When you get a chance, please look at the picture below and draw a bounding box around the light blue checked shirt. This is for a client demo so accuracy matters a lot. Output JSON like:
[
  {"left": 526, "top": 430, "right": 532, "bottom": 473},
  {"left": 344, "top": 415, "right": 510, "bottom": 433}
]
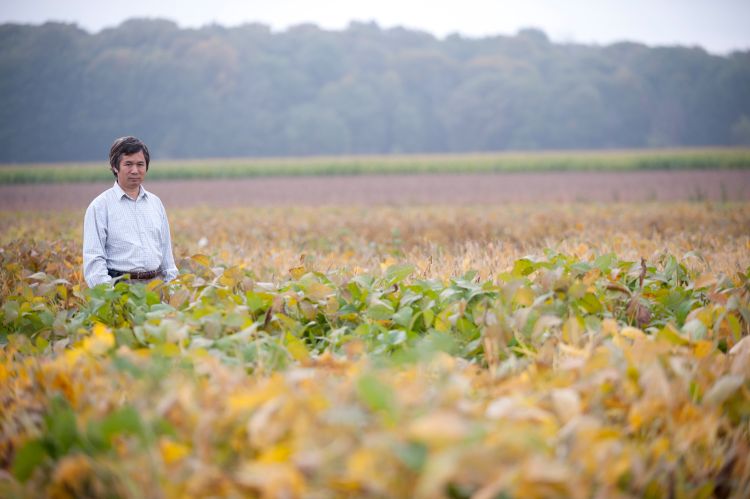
[{"left": 83, "top": 182, "right": 178, "bottom": 287}]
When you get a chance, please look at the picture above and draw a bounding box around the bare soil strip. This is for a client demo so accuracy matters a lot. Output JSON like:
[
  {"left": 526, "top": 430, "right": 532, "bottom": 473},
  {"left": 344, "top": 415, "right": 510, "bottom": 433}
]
[{"left": 1, "top": 170, "right": 749, "bottom": 210}]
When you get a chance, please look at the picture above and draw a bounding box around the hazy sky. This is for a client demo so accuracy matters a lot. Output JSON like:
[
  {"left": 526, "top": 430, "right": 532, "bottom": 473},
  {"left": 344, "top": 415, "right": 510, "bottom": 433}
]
[{"left": 2, "top": 0, "right": 749, "bottom": 54}]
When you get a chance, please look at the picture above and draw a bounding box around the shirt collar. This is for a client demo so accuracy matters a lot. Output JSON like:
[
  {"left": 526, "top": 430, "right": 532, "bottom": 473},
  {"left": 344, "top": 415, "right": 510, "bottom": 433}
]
[{"left": 113, "top": 181, "right": 148, "bottom": 201}]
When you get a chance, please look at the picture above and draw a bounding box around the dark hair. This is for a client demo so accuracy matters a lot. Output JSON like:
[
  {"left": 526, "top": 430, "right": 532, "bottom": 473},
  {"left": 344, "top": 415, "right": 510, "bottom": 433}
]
[{"left": 109, "top": 136, "right": 150, "bottom": 177}]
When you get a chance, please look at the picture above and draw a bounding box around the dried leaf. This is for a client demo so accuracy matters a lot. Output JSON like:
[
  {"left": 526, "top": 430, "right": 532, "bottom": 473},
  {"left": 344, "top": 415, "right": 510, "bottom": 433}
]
[{"left": 703, "top": 375, "right": 745, "bottom": 406}]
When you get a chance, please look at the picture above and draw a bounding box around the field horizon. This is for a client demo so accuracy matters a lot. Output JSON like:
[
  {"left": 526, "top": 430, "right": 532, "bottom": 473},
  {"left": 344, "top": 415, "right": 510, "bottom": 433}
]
[{"left": 1, "top": 147, "right": 750, "bottom": 185}]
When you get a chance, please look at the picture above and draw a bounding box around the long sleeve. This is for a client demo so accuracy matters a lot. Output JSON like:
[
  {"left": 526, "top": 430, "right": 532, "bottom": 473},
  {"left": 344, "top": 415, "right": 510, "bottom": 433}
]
[
  {"left": 159, "top": 203, "right": 179, "bottom": 282},
  {"left": 83, "top": 201, "right": 113, "bottom": 287}
]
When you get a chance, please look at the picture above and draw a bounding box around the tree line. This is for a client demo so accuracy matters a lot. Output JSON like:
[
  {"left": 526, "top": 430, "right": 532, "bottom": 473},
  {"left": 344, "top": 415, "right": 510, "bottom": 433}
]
[{"left": 1, "top": 19, "right": 749, "bottom": 162}]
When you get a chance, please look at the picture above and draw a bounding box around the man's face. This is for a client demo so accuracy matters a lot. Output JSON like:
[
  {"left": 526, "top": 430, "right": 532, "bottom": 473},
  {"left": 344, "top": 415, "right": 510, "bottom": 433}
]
[{"left": 115, "top": 151, "right": 147, "bottom": 193}]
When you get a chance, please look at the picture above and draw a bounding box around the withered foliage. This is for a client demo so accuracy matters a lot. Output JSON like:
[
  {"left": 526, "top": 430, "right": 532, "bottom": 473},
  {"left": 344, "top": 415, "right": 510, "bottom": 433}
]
[{"left": 1, "top": 203, "right": 749, "bottom": 498}]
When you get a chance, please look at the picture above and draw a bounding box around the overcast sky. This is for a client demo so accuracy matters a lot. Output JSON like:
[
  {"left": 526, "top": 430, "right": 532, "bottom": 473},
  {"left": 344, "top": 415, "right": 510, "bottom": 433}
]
[{"left": 2, "top": 0, "right": 749, "bottom": 54}]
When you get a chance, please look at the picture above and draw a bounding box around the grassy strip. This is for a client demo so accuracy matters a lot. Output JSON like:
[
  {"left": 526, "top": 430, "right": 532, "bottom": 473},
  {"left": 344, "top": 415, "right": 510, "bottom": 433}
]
[{"left": 2, "top": 148, "right": 750, "bottom": 184}]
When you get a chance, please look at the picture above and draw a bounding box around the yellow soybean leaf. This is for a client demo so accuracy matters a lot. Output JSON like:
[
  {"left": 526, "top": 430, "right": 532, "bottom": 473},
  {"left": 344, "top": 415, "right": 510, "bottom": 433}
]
[
  {"left": 288, "top": 266, "right": 306, "bottom": 279},
  {"left": 620, "top": 326, "right": 646, "bottom": 340},
  {"left": 379, "top": 257, "right": 397, "bottom": 272},
  {"left": 169, "top": 289, "right": 190, "bottom": 308},
  {"left": 595, "top": 427, "right": 623, "bottom": 441},
  {"left": 628, "top": 405, "right": 644, "bottom": 431},
  {"left": 562, "top": 316, "right": 583, "bottom": 345},
  {"left": 218, "top": 274, "right": 235, "bottom": 287},
  {"left": 297, "top": 300, "right": 316, "bottom": 320},
  {"left": 228, "top": 377, "right": 283, "bottom": 413},
  {"left": 513, "top": 286, "right": 534, "bottom": 307},
  {"left": 325, "top": 296, "right": 339, "bottom": 315},
  {"left": 328, "top": 478, "right": 361, "bottom": 493},
  {"left": 229, "top": 392, "right": 270, "bottom": 413},
  {"left": 191, "top": 254, "right": 211, "bottom": 267},
  {"left": 285, "top": 335, "right": 310, "bottom": 363},
  {"left": 434, "top": 309, "right": 452, "bottom": 332},
  {"left": 82, "top": 323, "right": 115, "bottom": 355},
  {"left": 146, "top": 278, "right": 163, "bottom": 291},
  {"left": 64, "top": 347, "right": 84, "bottom": 366},
  {"left": 219, "top": 266, "right": 243, "bottom": 287},
  {"left": 694, "top": 340, "right": 713, "bottom": 359},
  {"left": 650, "top": 437, "right": 671, "bottom": 460},
  {"left": 582, "top": 268, "right": 601, "bottom": 286},
  {"left": 346, "top": 448, "right": 380, "bottom": 481},
  {"left": 160, "top": 438, "right": 191, "bottom": 464},
  {"left": 304, "top": 282, "right": 334, "bottom": 302},
  {"left": 257, "top": 443, "right": 293, "bottom": 464},
  {"left": 656, "top": 324, "right": 690, "bottom": 345},
  {"left": 154, "top": 343, "right": 181, "bottom": 357},
  {"left": 604, "top": 453, "right": 633, "bottom": 485}
]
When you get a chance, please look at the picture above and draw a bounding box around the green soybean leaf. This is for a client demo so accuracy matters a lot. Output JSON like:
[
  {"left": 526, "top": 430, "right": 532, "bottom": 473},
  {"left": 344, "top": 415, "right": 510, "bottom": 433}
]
[
  {"left": 385, "top": 264, "right": 415, "bottom": 286},
  {"left": 101, "top": 405, "right": 145, "bottom": 443},
  {"left": 46, "top": 397, "right": 78, "bottom": 457},
  {"left": 12, "top": 439, "right": 47, "bottom": 482},
  {"left": 512, "top": 259, "right": 535, "bottom": 278},
  {"left": 392, "top": 306, "right": 414, "bottom": 328},
  {"left": 356, "top": 374, "right": 397, "bottom": 421}
]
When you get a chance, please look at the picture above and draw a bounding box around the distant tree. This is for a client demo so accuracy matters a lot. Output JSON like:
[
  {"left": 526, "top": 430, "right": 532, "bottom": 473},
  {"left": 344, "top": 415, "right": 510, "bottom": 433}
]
[
  {"left": 0, "top": 20, "right": 748, "bottom": 162},
  {"left": 731, "top": 116, "right": 750, "bottom": 145}
]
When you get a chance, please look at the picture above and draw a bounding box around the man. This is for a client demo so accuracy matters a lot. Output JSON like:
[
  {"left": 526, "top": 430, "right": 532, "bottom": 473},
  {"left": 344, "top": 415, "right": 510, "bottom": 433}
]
[{"left": 83, "top": 136, "right": 178, "bottom": 287}]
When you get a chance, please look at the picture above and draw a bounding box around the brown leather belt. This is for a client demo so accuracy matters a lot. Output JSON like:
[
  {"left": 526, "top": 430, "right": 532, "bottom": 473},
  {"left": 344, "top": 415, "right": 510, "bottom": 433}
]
[{"left": 108, "top": 269, "right": 161, "bottom": 280}]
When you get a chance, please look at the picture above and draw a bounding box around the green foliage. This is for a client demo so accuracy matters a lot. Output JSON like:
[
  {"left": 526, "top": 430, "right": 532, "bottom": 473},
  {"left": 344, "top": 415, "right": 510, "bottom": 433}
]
[
  {"left": 11, "top": 395, "right": 151, "bottom": 482},
  {"left": 11, "top": 439, "right": 47, "bottom": 482},
  {"left": 1, "top": 21, "right": 750, "bottom": 162},
  {"left": 2, "top": 237, "right": 749, "bottom": 496},
  {"left": 356, "top": 373, "right": 398, "bottom": 421},
  {"left": 2, "top": 148, "right": 750, "bottom": 184},
  {"left": 2, "top": 248, "right": 747, "bottom": 368}
]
